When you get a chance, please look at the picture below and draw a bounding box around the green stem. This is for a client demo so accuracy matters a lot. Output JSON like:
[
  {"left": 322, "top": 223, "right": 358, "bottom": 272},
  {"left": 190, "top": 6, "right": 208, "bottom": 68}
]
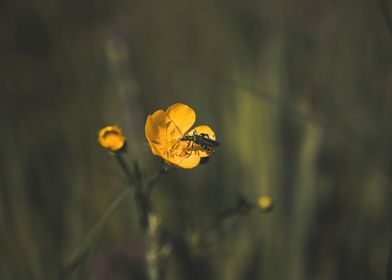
[
  {"left": 145, "top": 164, "right": 167, "bottom": 196},
  {"left": 62, "top": 187, "right": 132, "bottom": 274},
  {"left": 115, "top": 154, "right": 149, "bottom": 228},
  {"left": 115, "top": 153, "right": 164, "bottom": 280},
  {"left": 115, "top": 153, "right": 135, "bottom": 186}
]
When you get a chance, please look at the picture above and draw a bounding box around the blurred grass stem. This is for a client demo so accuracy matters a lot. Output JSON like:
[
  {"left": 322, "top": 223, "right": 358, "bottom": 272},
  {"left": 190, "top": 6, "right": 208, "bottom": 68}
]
[
  {"left": 62, "top": 187, "right": 132, "bottom": 276},
  {"left": 379, "top": 0, "right": 392, "bottom": 39},
  {"left": 63, "top": 153, "right": 165, "bottom": 280}
]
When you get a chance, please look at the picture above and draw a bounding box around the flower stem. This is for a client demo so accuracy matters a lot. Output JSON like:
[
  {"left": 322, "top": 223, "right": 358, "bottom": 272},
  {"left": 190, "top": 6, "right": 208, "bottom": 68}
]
[
  {"left": 114, "top": 153, "right": 165, "bottom": 280},
  {"left": 114, "top": 152, "right": 135, "bottom": 186}
]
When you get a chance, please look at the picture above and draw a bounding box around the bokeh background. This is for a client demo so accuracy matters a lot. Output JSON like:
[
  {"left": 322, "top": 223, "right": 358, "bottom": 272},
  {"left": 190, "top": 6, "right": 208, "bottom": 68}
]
[{"left": 2, "top": 0, "right": 392, "bottom": 279}]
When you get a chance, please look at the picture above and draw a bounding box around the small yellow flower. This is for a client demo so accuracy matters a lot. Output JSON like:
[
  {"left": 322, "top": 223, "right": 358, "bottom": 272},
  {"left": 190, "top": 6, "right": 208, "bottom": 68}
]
[
  {"left": 257, "top": 196, "right": 274, "bottom": 212},
  {"left": 145, "top": 103, "right": 217, "bottom": 169},
  {"left": 98, "top": 125, "right": 126, "bottom": 152}
]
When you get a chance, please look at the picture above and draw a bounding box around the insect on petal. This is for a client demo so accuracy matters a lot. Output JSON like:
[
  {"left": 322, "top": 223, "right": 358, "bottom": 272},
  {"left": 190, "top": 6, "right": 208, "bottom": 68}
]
[
  {"left": 190, "top": 125, "right": 218, "bottom": 158},
  {"left": 191, "top": 125, "right": 216, "bottom": 140},
  {"left": 145, "top": 103, "right": 218, "bottom": 169}
]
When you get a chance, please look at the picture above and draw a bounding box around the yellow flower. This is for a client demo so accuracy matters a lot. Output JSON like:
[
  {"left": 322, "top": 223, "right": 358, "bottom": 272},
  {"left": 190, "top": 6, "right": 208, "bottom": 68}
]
[
  {"left": 257, "top": 196, "right": 274, "bottom": 212},
  {"left": 98, "top": 125, "right": 126, "bottom": 152},
  {"left": 145, "top": 103, "right": 217, "bottom": 169}
]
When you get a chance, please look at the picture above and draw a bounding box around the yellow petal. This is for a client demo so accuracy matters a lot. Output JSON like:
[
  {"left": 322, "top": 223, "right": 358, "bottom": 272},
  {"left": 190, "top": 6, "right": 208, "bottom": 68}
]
[
  {"left": 147, "top": 137, "right": 163, "bottom": 157},
  {"left": 188, "top": 125, "right": 218, "bottom": 158},
  {"left": 170, "top": 153, "right": 201, "bottom": 169},
  {"left": 166, "top": 103, "right": 196, "bottom": 138},
  {"left": 145, "top": 110, "right": 167, "bottom": 156},
  {"left": 145, "top": 110, "right": 167, "bottom": 143}
]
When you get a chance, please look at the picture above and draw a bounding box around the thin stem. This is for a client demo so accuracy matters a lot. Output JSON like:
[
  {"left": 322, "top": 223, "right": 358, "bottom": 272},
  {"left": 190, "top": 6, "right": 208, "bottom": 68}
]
[
  {"left": 199, "top": 196, "right": 254, "bottom": 240},
  {"left": 115, "top": 153, "right": 150, "bottom": 229},
  {"left": 115, "top": 153, "right": 165, "bottom": 280},
  {"left": 62, "top": 187, "right": 132, "bottom": 276},
  {"left": 115, "top": 153, "right": 135, "bottom": 186},
  {"left": 145, "top": 164, "right": 167, "bottom": 196},
  {"left": 62, "top": 153, "right": 166, "bottom": 280}
]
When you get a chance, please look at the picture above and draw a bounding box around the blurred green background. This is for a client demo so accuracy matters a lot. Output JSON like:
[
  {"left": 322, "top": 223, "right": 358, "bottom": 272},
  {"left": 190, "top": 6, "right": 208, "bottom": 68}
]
[{"left": 2, "top": 0, "right": 392, "bottom": 279}]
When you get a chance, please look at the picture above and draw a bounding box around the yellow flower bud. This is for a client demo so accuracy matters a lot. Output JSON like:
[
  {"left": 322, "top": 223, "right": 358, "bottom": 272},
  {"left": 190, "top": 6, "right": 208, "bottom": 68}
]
[
  {"left": 257, "top": 196, "right": 274, "bottom": 212},
  {"left": 98, "top": 125, "right": 126, "bottom": 152}
]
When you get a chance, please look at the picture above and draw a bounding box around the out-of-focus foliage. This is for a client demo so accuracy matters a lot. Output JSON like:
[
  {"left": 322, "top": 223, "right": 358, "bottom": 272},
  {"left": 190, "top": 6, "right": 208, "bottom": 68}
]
[{"left": 1, "top": 0, "right": 392, "bottom": 279}]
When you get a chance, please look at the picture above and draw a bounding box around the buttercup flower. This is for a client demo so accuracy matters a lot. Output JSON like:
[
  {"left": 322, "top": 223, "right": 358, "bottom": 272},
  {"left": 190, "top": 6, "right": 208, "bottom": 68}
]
[
  {"left": 145, "top": 103, "right": 217, "bottom": 169},
  {"left": 98, "top": 125, "right": 126, "bottom": 152},
  {"left": 257, "top": 196, "right": 274, "bottom": 212}
]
